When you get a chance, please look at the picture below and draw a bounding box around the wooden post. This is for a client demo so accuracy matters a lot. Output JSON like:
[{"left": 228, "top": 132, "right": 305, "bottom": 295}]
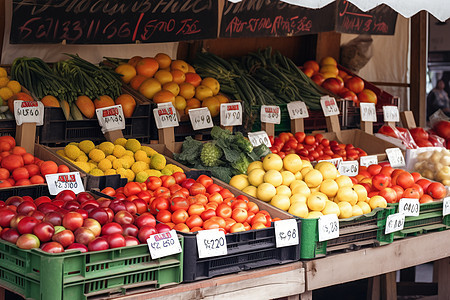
[
  {"left": 15, "top": 123, "right": 36, "bottom": 155},
  {"left": 380, "top": 272, "right": 397, "bottom": 300},
  {"left": 360, "top": 121, "right": 373, "bottom": 135},
  {"left": 410, "top": 11, "right": 428, "bottom": 128},
  {"left": 326, "top": 115, "right": 342, "bottom": 141},
  {"left": 158, "top": 127, "right": 175, "bottom": 153},
  {"left": 104, "top": 130, "right": 124, "bottom": 143},
  {"left": 386, "top": 122, "right": 396, "bottom": 129},
  {"left": 291, "top": 119, "right": 304, "bottom": 134},
  {"left": 400, "top": 111, "right": 417, "bottom": 129},
  {"left": 221, "top": 126, "right": 234, "bottom": 133},
  {"left": 436, "top": 257, "right": 449, "bottom": 299},
  {"left": 261, "top": 122, "right": 275, "bottom": 137}
]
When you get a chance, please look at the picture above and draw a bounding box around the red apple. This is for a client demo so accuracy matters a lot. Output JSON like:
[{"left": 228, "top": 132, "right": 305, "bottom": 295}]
[
  {"left": 66, "top": 243, "right": 88, "bottom": 253},
  {"left": 322, "top": 78, "right": 344, "bottom": 94},
  {"left": 17, "top": 201, "right": 37, "bottom": 215},
  {"left": 5, "top": 196, "right": 23, "bottom": 207},
  {"left": 106, "top": 233, "right": 126, "bottom": 248},
  {"left": 41, "top": 241, "right": 65, "bottom": 253},
  {"left": 52, "top": 229, "right": 75, "bottom": 248},
  {"left": 123, "top": 201, "right": 137, "bottom": 215},
  {"left": 54, "top": 190, "right": 76, "bottom": 202},
  {"left": 88, "top": 237, "right": 109, "bottom": 251},
  {"left": 83, "top": 218, "right": 101, "bottom": 237},
  {"left": 37, "top": 203, "right": 59, "bottom": 214},
  {"left": 10, "top": 214, "right": 26, "bottom": 229},
  {"left": 114, "top": 210, "right": 134, "bottom": 225},
  {"left": 62, "top": 212, "right": 84, "bottom": 231},
  {"left": 17, "top": 216, "right": 40, "bottom": 234},
  {"left": 16, "top": 233, "right": 40, "bottom": 249},
  {"left": 43, "top": 212, "right": 62, "bottom": 226},
  {"left": 133, "top": 199, "right": 148, "bottom": 215},
  {"left": 88, "top": 208, "right": 109, "bottom": 225},
  {"left": 63, "top": 200, "right": 80, "bottom": 211},
  {"left": 345, "top": 76, "right": 365, "bottom": 94},
  {"left": 109, "top": 200, "right": 126, "bottom": 213},
  {"left": 32, "top": 222, "right": 55, "bottom": 242},
  {"left": 124, "top": 236, "right": 139, "bottom": 247},
  {"left": 101, "top": 222, "right": 123, "bottom": 236},
  {"left": 122, "top": 224, "right": 139, "bottom": 237},
  {"left": 1, "top": 228, "right": 20, "bottom": 243},
  {"left": 75, "top": 209, "right": 88, "bottom": 219},
  {"left": 77, "top": 192, "right": 95, "bottom": 204},
  {"left": 156, "top": 223, "right": 171, "bottom": 233},
  {"left": 0, "top": 208, "right": 16, "bottom": 227},
  {"left": 138, "top": 225, "right": 157, "bottom": 243},
  {"left": 74, "top": 227, "right": 96, "bottom": 245},
  {"left": 134, "top": 213, "right": 156, "bottom": 229}
]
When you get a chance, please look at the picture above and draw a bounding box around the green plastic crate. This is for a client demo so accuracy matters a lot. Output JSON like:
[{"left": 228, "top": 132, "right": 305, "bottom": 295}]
[
  {"left": 299, "top": 207, "right": 395, "bottom": 259},
  {"left": 388, "top": 200, "right": 450, "bottom": 239},
  {"left": 0, "top": 237, "right": 183, "bottom": 300}
]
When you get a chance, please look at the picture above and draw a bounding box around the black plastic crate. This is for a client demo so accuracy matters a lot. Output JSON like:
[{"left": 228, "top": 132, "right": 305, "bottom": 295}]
[
  {"left": 0, "top": 120, "right": 17, "bottom": 137},
  {"left": 0, "top": 184, "right": 50, "bottom": 199},
  {"left": 181, "top": 219, "right": 301, "bottom": 282}
]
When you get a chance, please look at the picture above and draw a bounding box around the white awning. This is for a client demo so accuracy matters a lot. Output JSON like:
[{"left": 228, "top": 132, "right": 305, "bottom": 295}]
[{"left": 228, "top": 0, "right": 450, "bottom": 22}]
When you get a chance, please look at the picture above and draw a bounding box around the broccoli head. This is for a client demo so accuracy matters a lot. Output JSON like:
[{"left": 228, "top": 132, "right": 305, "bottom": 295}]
[
  {"left": 200, "top": 142, "right": 223, "bottom": 167},
  {"left": 210, "top": 126, "right": 234, "bottom": 142}
]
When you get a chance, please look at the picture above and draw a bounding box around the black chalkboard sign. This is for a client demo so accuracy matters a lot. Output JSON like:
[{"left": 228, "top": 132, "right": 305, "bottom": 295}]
[
  {"left": 10, "top": 0, "right": 218, "bottom": 44},
  {"left": 336, "top": 1, "right": 397, "bottom": 35},
  {"left": 220, "top": 1, "right": 336, "bottom": 38}
]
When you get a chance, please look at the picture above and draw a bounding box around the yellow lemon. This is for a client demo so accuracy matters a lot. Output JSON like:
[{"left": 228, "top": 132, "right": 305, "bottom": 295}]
[
  {"left": 338, "top": 201, "right": 353, "bottom": 219},
  {"left": 247, "top": 160, "right": 263, "bottom": 173},
  {"left": 290, "top": 179, "right": 308, "bottom": 191},
  {"left": 322, "top": 201, "right": 341, "bottom": 217},
  {"left": 290, "top": 193, "right": 307, "bottom": 205},
  {"left": 304, "top": 169, "right": 323, "bottom": 187},
  {"left": 270, "top": 195, "right": 291, "bottom": 211},
  {"left": 280, "top": 170, "right": 296, "bottom": 186},
  {"left": 262, "top": 153, "right": 283, "bottom": 171},
  {"left": 319, "top": 179, "right": 339, "bottom": 198},
  {"left": 276, "top": 185, "right": 292, "bottom": 197},
  {"left": 229, "top": 174, "right": 250, "bottom": 190},
  {"left": 248, "top": 168, "right": 266, "bottom": 187},
  {"left": 300, "top": 167, "right": 313, "bottom": 178},
  {"left": 369, "top": 195, "right": 387, "bottom": 210},
  {"left": 288, "top": 202, "right": 309, "bottom": 218},
  {"left": 356, "top": 201, "right": 371, "bottom": 214},
  {"left": 256, "top": 183, "right": 277, "bottom": 202},
  {"left": 353, "top": 184, "right": 368, "bottom": 202},
  {"left": 263, "top": 169, "right": 283, "bottom": 187},
  {"left": 307, "top": 192, "right": 328, "bottom": 211},
  {"left": 283, "top": 154, "right": 302, "bottom": 173},
  {"left": 335, "top": 175, "right": 353, "bottom": 188},
  {"left": 242, "top": 185, "right": 257, "bottom": 197},
  {"left": 336, "top": 186, "right": 358, "bottom": 205},
  {"left": 352, "top": 205, "right": 364, "bottom": 217},
  {"left": 316, "top": 162, "right": 339, "bottom": 180},
  {"left": 306, "top": 211, "right": 323, "bottom": 219}
]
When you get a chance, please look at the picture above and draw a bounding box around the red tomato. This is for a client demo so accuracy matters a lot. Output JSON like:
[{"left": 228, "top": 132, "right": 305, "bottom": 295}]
[
  {"left": 172, "top": 172, "right": 186, "bottom": 184},
  {"left": 150, "top": 197, "right": 170, "bottom": 214},
  {"left": 219, "top": 188, "right": 234, "bottom": 199},
  {"left": 419, "top": 194, "right": 434, "bottom": 204},
  {"left": 391, "top": 185, "right": 405, "bottom": 202},
  {"left": 402, "top": 187, "right": 421, "bottom": 199},
  {"left": 278, "top": 132, "right": 291, "bottom": 143},
  {"left": 160, "top": 175, "right": 176, "bottom": 188},
  {"left": 188, "top": 203, "right": 205, "bottom": 216},
  {"left": 434, "top": 120, "right": 450, "bottom": 140},
  {"left": 154, "top": 187, "right": 171, "bottom": 198},
  {"left": 39, "top": 161, "right": 58, "bottom": 176},
  {"left": 416, "top": 178, "right": 432, "bottom": 194},
  {"left": 210, "top": 216, "right": 226, "bottom": 229},
  {"left": 173, "top": 223, "right": 190, "bottom": 233},
  {"left": 207, "top": 183, "right": 223, "bottom": 194},
  {"left": 197, "top": 175, "right": 213, "bottom": 188},
  {"left": 396, "top": 172, "right": 415, "bottom": 189},
  {"left": 231, "top": 199, "right": 248, "bottom": 210},
  {"left": 170, "top": 197, "right": 189, "bottom": 212},
  {"left": 146, "top": 176, "right": 162, "bottom": 191},
  {"left": 344, "top": 76, "right": 364, "bottom": 93},
  {"left": 304, "top": 135, "right": 316, "bottom": 145},
  {"left": 216, "top": 203, "right": 232, "bottom": 219},
  {"left": 189, "top": 183, "right": 206, "bottom": 196},
  {"left": 185, "top": 215, "right": 203, "bottom": 229},
  {"left": 171, "top": 209, "right": 188, "bottom": 224},
  {"left": 200, "top": 209, "right": 216, "bottom": 221},
  {"left": 427, "top": 182, "right": 447, "bottom": 199},
  {"left": 295, "top": 132, "right": 306, "bottom": 143},
  {"left": 372, "top": 174, "right": 391, "bottom": 191},
  {"left": 378, "top": 188, "right": 398, "bottom": 203},
  {"left": 203, "top": 219, "right": 220, "bottom": 230},
  {"left": 231, "top": 208, "right": 248, "bottom": 223},
  {"left": 229, "top": 223, "right": 246, "bottom": 233},
  {"left": 224, "top": 218, "right": 237, "bottom": 231},
  {"left": 195, "top": 194, "right": 209, "bottom": 205},
  {"left": 367, "top": 164, "right": 382, "bottom": 176},
  {"left": 123, "top": 182, "right": 142, "bottom": 197}
]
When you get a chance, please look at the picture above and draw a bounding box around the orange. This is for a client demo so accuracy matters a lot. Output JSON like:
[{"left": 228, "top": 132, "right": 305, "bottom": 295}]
[
  {"left": 201, "top": 77, "right": 220, "bottom": 95},
  {"left": 187, "top": 63, "right": 196, "bottom": 73},
  {"left": 174, "top": 96, "right": 187, "bottom": 111},
  {"left": 75, "top": 95, "right": 95, "bottom": 118},
  {"left": 154, "top": 69, "right": 173, "bottom": 85},
  {"left": 171, "top": 60, "right": 189, "bottom": 73},
  {"left": 303, "top": 60, "right": 319, "bottom": 73},
  {"left": 319, "top": 65, "right": 339, "bottom": 76},
  {"left": 186, "top": 98, "right": 201, "bottom": 107},
  {"left": 115, "top": 64, "right": 136, "bottom": 84},
  {"left": 128, "top": 56, "right": 142, "bottom": 67},
  {"left": 41, "top": 95, "right": 60, "bottom": 107},
  {"left": 93, "top": 95, "right": 115, "bottom": 109},
  {"left": 215, "top": 94, "right": 229, "bottom": 103},
  {"left": 129, "top": 75, "right": 148, "bottom": 90},
  {"left": 179, "top": 82, "right": 196, "bottom": 99},
  {"left": 195, "top": 85, "right": 213, "bottom": 101},
  {"left": 154, "top": 53, "right": 172, "bottom": 69},
  {"left": 170, "top": 69, "right": 186, "bottom": 84},
  {"left": 115, "top": 94, "right": 136, "bottom": 118},
  {"left": 139, "top": 78, "right": 162, "bottom": 99},
  {"left": 185, "top": 72, "right": 202, "bottom": 87},
  {"left": 320, "top": 56, "right": 337, "bottom": 67},
  {"left": 153, "top": 90, "right": 175, "bottom": 104},
  {"left": 201, "top": 96, "right": 220, "bottom": 117},
  {"left": 135, "top": 57, "right": 159, "bottom": 77},
  {"left": 162, "top": 82, "right": 180, "bottom": 96}
]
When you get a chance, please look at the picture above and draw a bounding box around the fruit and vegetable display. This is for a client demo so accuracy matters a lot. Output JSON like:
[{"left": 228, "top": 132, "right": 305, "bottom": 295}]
[
  {"left": 353, "top": 164, "right": 447, "bottom": 203},
  {"left": 377, "top": 125, "right": 445, "bottom": 149},
  {"left": 0, "top": 66, "right": 29, "bottom": 120},
  {"left": 56, "top": 138, "right": 183, "bottom": 181},
  {"left": 301, "top": 57, "right": 378, "bottom": 105},
  {"left": 0, "top": 136, "right": 70, "bottom": 188},
  {"left": 432, "top": 120, "right": 450, "bottom": 149},
  {"left": 173, "top": 126, "right": 271, "bottom": 182},
  {"left": 412, "top": 148, "right": 450, "bottom": 185},
  {"left": 229, "top": 153, "right": 386, "bottom": 219},
  {"left": 109, "top": 53, "right": 229, "bottom": 118},
  {"left": 268, "top": 131, "right": 367, "bottom": 161}
]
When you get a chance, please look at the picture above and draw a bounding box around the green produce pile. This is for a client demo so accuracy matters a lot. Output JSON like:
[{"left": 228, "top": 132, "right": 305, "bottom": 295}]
[
  {"left": 174, "top": 126, "right": 270, "bottom": 183},
  {"left": 193, "top": 47, "right": 325, "bottom": 129}
]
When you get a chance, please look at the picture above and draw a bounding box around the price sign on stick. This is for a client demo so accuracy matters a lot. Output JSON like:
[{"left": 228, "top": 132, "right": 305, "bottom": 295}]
[
  {"left": 385, "top": 213, "right": 405, "bottom": 234},
  {"left": 360, "top": 102, "right": 377, "bottom": 122},
  {"left": 399, "top": 198, "right": 420, "bottom": 217},
  {"left": 46, "top": 172, "right": 85, "bottom": 195},
  {"left": 14, "top": 100, "right": 44, "bottom": 126},
  {"left": 189, "top": 107, "right": 213, "bottom": 130},
  {"left": 443, "top": 197, "right": 450, "bottom": 217},
  {"left": 248, "top": 131, "right": 271, "bottom": 147},
  {"left": 318, "top": 157, "right": 343, "bottom": 169},
  {"left": 287, "top": 101, "right": 309, "bottom": 119},
  {"left": 338, "top": 160, "right": 359, "bottom": 176},
  {"left": 153, "top": 103, "right": 179, "bottom": 129},
  {"left": 383, "top": 106, "right": 400, "bottom": 122},
  {"left": 96, "top": 105, "right": 125, "bottom": 134},
  {"left": 147, "top": 230, "right": 182, "bottom": 259},
  {"left": 274, "top": 219, "right": 299, "bottom": 247},
  {"left": 385, "top": 148, "right": 405, "bottom": 168},
  {"left": 318, "top": 214, "right": 339, "bottom": 242},
  {"left": 196, "top": 229, "right": 227, "bottom": 258},
  {"left": 260, "top": 105, "right": 281, "bottom": 124},
  {"left": 220, "top": 103, "right": 242, "bottom": 126},
  {"left": 360, "top": 155, "right": 378, "bottom": 167},
  {"left": 320, "top": 96, "right": 340, "bottom": 116}
]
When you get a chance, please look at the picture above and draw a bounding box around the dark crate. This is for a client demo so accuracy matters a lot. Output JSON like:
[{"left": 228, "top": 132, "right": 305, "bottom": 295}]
[
  {"left": 0, "top": 184, "right": 50, "bottom": 199},
  {"left": 0, "top": 120, "right": 17, "bottom": 138}
]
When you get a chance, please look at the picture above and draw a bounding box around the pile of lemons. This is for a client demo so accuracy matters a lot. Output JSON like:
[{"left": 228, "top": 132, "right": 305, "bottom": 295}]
[
  {"left": 57, "top": 138, "right": 183, "bottom": 182},
  {"left": 229, "top": 153, "right": 387, "bottom": 219},
  {"left": 0, "top": 67, "right": 22, "bottom": 105}
]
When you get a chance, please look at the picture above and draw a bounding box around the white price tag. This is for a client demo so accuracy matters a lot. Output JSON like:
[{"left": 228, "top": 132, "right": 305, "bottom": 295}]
[
  {"left": 196, "top": 229, "right": 227, "bottom": 258},
  {"left": 95, "top": 105, "right": 125, "bottom": 134},
  {"left": 385, "top": 148, "right": 405, "bottom": 168},
  {"left": 385, "top": 213, "right": 405, "bottom": 234},
  {"left": 147, "top": 230, "right": 182, "bottom": 259},
  {"left": 248, "top": 131, "right": 271, "bottom": 147},
  {"left": 398, "top": 198, "right": 420, "bottom": 217},
  {"left": 274, "top": 219, "right": 299, "bottom": 247},
  {"left": 260, "top": 105, "right": 281, "bottom": 124},
  {"left": 338, "top": 160, "right": 359, "bottom": 176},
  {"left": 318, "top": 214, "right": 339, "bottom": 242},
  {"left": 189, "top": 107, "right": 213, "bottom": 130},
  {"left": 383, "top": 106, "right": 400, "bottom": 122},
  {"left": 14, "top": 100, "right": 44, "bottom": 126},
  {"left": 360, "top": 102, "right": 377, "bottom": 122},
  {"left": 287, "top": 101, "right": 309, "bottom": 119},
  {"left": 443, "top": 197, "right": 450, "bottom": 217},
  {"left": 220, "top": 103, "right": 242, "bottom": 126},
  {"left": 318, "top": 157, "right": 343, "bottom": 169},
  {"left": 153, "top": 103, "right": 179, "bottom": 129},
  {"left": 45, "top": 172, "right": 85, "bottom": 195},
  {"left": 359, "top": 155, "right": 378, "bottom": 167},
  {"left": 320, "top": 96, "right": 340, "bottom": 116}
]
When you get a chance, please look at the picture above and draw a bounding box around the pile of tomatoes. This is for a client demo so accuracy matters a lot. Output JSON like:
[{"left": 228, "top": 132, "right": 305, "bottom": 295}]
[
  {"left": 352, "top": 164, "right": 447, "bottom": 203},
  {"left": 269, "top": 132, "right": 367, "bottom": 162},
  {"left": 103, "top": 173, "right": 279, "bottom": 234}
]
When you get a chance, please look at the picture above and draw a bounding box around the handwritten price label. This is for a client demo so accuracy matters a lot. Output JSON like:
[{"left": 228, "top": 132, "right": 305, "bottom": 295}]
[
  {"left": 383, "top": 106, "right": 400, "bottom": 122},
  {"left": 95, "top": 105, "right": 125, "bottom": 134},
  {"left": 248, "top": 131, "right": 271, "bottom": 147},
  {"left": 385, "top": 213, "right": 405, "bottom": 234},
  {"left": 45, "top": 172, "right": 84, "bottom": 195},
  {"left": 220, "top": 103, "right": 242, "bottom": 126},
  {"left": 196, "top": 229, "right": 227, "bottom": 258},
  {"left": 153, "top": 103, "right": 179, "bottom": 129},
  {"left": 260, "top": 105, "right": 281, "bottom": 124},
  {"left": 318, "top": 157, "right": 343, "bottom": 169},
  {"left": 14, "top": 100, "right": 44, "bottom": 126},
  {"left": 318, "top": 214, "right": 339, "bottom": 242},
  {"left": 147, "top": 230, "right": 182, "bottom": 259},
  {"left": 385, "top": 148, "right": 405, "bottom": 168},
  {"left": 360, "top": 102, "right": 377, "bottom": 122},
  {"left": 189, "top": 107, "right": 213, "bottom": 130},
  {"left": 287, "top": 101, "right": 309, "bottom": 119},
  {"left": 399, "top": 198, "right": 420, "bottom": 217},
  {"left": 443, "top": 197, "right": 450, "bottom": 217},
  {"left": 359, "top": 155, "right": 378, "bottom": 167},
  {"left": 338, "top": 160, "right": 359, "bottom": 176},
  {"left": 320, "top": 96, "right": 340, "bottom": 117},
  {"left": 274, "top": 219, "right": 299, "bottom": 248}
]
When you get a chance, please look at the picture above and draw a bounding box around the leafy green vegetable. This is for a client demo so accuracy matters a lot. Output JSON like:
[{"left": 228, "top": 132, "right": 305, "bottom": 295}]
[
  {"left": 231, "top": 152, "right": 250, "bottom": 175},
  {"left": 210, "top": 126, "right": 233, "bottom": 142},
  {"left": 200, "top": 142, "right": 223, "bottom": 167},
  {"left": 235, "top": 132, "right": 253, "bottom": 153},
  {"left": 172, "top": 136, "right": 202, "bottom": 165}
]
